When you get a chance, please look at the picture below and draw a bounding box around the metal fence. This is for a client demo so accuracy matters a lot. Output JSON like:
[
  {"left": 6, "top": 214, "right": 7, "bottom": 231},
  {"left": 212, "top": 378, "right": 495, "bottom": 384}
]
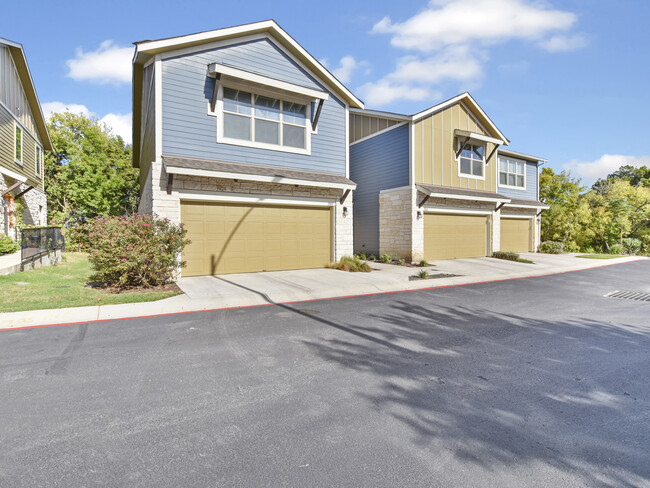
[{"left": 20, "top": 227, "right": 65, "bottom": 262}]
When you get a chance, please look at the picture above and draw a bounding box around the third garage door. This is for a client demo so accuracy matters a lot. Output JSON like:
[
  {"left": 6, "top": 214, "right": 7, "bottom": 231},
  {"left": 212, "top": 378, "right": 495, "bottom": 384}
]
[
  {"left": 181, "top": 201, "right": 332, "bottom": 276},
  {"left": 500, "top": 218, "right": 532, "bottom": 253},
  {"left": 424, "top": 213, "right": 489, "bottom": 260}
]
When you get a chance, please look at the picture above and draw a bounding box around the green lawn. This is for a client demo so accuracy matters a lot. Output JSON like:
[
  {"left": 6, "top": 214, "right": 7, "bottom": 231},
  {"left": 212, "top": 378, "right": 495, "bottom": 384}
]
[
  {"left": 576, "top": 254, "right": 626, "bottom": 260},
  {"left": 0, "top": 253, "right": 182, "bottom": 313}
]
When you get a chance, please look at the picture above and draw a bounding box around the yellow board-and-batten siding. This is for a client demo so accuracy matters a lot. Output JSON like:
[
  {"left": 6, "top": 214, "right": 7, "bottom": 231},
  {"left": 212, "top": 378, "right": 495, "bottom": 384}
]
[{"left": 413, "top": 101, "right": 496, "bottom": 193}]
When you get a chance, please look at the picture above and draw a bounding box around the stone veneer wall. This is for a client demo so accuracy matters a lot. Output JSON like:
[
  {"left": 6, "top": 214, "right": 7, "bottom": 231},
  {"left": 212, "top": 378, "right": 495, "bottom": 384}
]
[
  {"left": 1, "top": 174, "right": 47, "bottom": 240},
  {"left": 141, "top": 161, "right": 354, "bottom": 262},
  {"left": 379, "top": 186, "right": 422, "bottom": 261}
]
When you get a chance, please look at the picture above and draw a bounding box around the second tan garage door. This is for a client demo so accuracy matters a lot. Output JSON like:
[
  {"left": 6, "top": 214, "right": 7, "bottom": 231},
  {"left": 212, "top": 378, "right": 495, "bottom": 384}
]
[
  {"left": 181, "top": 201, "right": 332, "bottom": 276},
  {"left": 500, "top": 218, "right": 532, "bottom": 253},
  {"left": 424, "top": 213, "right": 489, "bottom": 260}
]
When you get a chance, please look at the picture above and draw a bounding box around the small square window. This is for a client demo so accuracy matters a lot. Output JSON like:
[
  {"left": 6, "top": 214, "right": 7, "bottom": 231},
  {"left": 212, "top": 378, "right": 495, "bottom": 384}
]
[
  {"left": 499, "top": 157, "right": 526, "bottom": 188},
  {"left": 459, "top": 142, "right": 484, "bottom": 178}
]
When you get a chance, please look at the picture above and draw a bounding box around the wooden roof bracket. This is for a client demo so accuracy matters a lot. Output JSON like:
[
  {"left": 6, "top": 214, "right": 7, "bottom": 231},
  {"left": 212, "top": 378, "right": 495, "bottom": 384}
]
[
  {"left": 14, "top": 185, "right": 34, "bottom": 199},
  {"left": 536, "top": 209, "right": 544, "bottom": 217},
  {"left": 486, "top": 144, "right": 500, "bottom": 165},
  {"left": 418, "top": 194, "right": 431, "bottom": 208},
  {"left": 495, "top": 201, "right": 506, "bottom": 212},
  {"left": 210, "top": 73, "right": 221, "bottom": 113},
  {"left": 340, "top": 188, "right": 350, "bottom": 204},
  {"left": 311, "top": 98, "right": 324, "bottom": 131},
  {"left": 167, "top": 173, "right": 174, "bottom": 195},
  {"left": 455, "top": 136, "right": 472, "bottom": 159},
  {"left": 3, "top": 181, "right": 23, "bottom": 196}
]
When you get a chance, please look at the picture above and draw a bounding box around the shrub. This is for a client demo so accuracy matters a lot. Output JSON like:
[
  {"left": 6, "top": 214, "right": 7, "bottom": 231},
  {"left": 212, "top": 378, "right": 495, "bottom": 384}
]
[
  {"left": 380, "top": 253, "right": 392, "bottom": 263},
  {"left": 609, "top": 243, "right": 624, "bottom": 255},
  {"left": 355, "top": 252, "right": 367, "bottom": 260},
  {"left": 327, "top": 255, "right": 371, "bottom": 272},
  {"left": 540, "top": 241, "right": 564, "bottom": 254},
  {"left": 399, "top": 258, "right": 405, "bottom": 265},
  {"left": 368, "top": 254, "right": 376, "bottom": 261},
  {"left": 417, "top": 269, "right": 428, "bottom": 279},
  {"left": 63, "top": 221, "right": 92, "bottom": 252},
  {"left": 86, "top": 214, "right": 190, "bottom": 289},
  {"left": 622, "top": 238, "right": 642, "bottom": 255},
  {"left": 418, "top": 259, "right": 429, "bottom": 267},
  {"left": 492, "top": 251, "right": 520, "bottom": 262},
  {"left": 0, "top": 234, "right": 19, "bottom": 255}
]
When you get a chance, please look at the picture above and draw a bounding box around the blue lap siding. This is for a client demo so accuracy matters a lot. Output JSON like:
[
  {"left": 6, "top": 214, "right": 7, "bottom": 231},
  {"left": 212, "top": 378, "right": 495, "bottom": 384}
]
[
  {"left": 350, "top": 124, "right": 410, "bottom": 254},
  {"left": 161, "top": 38, "right": 346, "bottom": 176},
  {"left": 497, "top": 158, "right": 539, "bottom": 201}
]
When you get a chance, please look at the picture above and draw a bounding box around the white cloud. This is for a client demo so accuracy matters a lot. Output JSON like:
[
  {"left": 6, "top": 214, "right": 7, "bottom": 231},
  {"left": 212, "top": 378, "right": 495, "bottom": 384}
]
[
  {"left": 373, "top": 0, "right": 579, "bottom": 51},
  {"left": 365, "top": 0, "right": 586, "bottom": 107},
  {"left": 357, "top": 80, "right": 435, "bottom": 107},
  {"left": 332, "top": 56, "right": 358, "bottom": 83},
  {"left": 538, "top": 34, "right": 588, "bottom": 52},
  {"left": 564, "top": 154, "right": 650, "bottom": 184},
  {"left": 66, "top": 40, "right": 133, "bottom": 84},
  {"left": 41, "top": 101, "right": 132, "bottom": 144}
]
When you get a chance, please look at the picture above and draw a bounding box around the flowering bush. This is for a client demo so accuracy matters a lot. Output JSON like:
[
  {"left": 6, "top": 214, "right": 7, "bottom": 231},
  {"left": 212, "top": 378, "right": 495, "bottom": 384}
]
[
  {"left": 0, "top": 234, "right": 20, "bottom": 255},
  {"left": 86, "top": 214, "right": 190, "bottom": 288}
]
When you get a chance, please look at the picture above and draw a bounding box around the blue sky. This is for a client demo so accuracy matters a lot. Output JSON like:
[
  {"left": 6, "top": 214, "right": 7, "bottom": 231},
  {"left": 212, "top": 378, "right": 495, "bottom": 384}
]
[{"left": 5, "top": 0, "right": 650, "bottom": 185}]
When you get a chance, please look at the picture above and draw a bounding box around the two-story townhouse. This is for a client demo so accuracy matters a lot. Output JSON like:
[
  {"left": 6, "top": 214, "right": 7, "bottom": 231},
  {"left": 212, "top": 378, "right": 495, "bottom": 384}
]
[
  {"left": 133, "top": 21, "right": 364, "bottom": 276},
  {"left": 350, "top": 92, "right": 548, "bottom": 261},
  {"left": 0, "top": 38, "right": 52, "bottom": 240}
]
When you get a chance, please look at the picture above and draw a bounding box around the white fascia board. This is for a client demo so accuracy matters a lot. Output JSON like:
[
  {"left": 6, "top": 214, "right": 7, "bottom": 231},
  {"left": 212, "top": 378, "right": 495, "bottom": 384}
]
[
  {"left": 497, "top": 148, "right": 548, "bottom": 163},
  {"left": 349, "top": 107, "right": 411, "bottom": 121},
  {"left": 455, "top": 129, "right": 505, "bottom": 146},
  {"left": 208, "top": 63, "right": 328, "bottom": 100},
  {"left": 165, "top": 165, "right": 356, "bottom": 191},
  {"left": 416, "top": 185, "right": 510, "bottom": 204},
  {"left": 503, "top": 202, "right": 550, "bottom": 209},
  {"left": 177, "top": 190, "right": 335, "bottom": 207},
  {"left": 0, "top": 164, "right": 28, "bottom": 182}
]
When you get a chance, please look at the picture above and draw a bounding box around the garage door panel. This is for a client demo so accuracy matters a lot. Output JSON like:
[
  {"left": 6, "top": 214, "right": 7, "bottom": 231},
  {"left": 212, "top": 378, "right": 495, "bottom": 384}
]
[
  {"left": 424, "top": 213, "right": 489, "bottom": 260},
  {"left": 501, "top": 218, "right": 531, "bottom": 253},
  {"left": 181, "top": 201, "right": 332, "bottom": 276}
]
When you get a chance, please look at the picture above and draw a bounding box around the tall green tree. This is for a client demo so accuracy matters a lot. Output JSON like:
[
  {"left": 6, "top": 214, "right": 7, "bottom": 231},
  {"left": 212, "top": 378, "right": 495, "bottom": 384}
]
[{"left": 45, "top": 112, "right": 138, "bottom": 224}]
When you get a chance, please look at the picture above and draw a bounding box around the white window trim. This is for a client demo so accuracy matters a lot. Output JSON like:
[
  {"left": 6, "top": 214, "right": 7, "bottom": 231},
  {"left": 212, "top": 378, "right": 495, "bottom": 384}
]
[
  {"left": 213, "top": 84, "right": 312, "bottom": 156},
  {"left": 34, "top": 144, "right": 43, "bottom": 179},
  {"left": 456, "top": 139, "right": 485, "bottom": 181},
  {"left": 498, "top": 156, "right": 527, "bottom": 190},
  {"left": 14, "top": 121, "right": 23, "bottom": 166}
]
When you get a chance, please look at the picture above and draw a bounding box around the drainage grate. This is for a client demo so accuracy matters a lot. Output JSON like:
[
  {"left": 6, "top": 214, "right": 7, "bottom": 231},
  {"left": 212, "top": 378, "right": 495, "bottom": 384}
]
[{"left": 605, "top": 290, "right": 650, "bottom": 302}]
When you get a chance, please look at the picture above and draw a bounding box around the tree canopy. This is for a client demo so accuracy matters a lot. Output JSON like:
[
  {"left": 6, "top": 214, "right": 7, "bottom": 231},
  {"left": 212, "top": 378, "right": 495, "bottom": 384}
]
[
  {"left": 45, "top": 112, "right": 138, "bottom": 225},
  {"left": 540, "top": 165, "right": 650, "bottom": 254}
]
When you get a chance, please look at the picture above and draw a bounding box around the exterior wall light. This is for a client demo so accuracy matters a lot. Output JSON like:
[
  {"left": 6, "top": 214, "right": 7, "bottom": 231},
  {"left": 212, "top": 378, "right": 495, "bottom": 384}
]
[
  {"left": 343, "top": 206, "right": 348, "bottom": 217},
  {"left": 416, "top": 211, "right": 423, "bottom": 219}
]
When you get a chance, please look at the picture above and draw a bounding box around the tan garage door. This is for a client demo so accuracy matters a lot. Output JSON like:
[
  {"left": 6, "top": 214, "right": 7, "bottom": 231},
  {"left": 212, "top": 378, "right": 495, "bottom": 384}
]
[
  {"left": 181, "top": 201, "right": 332, "bottom": 276},
  {"left": 424, "top": 213, "right": 489, "bottom": 260},
  {"left": 500, "top": 218, "right": 532, "bottom": 253}
]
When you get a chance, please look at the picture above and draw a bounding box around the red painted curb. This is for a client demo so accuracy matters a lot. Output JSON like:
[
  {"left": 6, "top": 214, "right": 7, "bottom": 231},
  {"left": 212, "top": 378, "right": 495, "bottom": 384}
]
[{"left": 0, "top": 257, "right": 644, "bottom": 333}]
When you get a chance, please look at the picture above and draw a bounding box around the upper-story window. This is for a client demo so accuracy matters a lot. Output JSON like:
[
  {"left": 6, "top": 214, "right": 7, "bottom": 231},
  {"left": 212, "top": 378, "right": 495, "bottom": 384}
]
[
  {"left": 220, "top": 87, "right": 309, "bottom": 154},
  {"left": 15, "top": 123, "right": 23, "bottom": 164},
  {"left": 35, "top": 145, "right": 43, "bottom": 178},
  {"left": 499, "top": 157, "right": 525, "bottom": 188},
  {"left": 458, "top": 143, "right": 484, "bottom": 178}
]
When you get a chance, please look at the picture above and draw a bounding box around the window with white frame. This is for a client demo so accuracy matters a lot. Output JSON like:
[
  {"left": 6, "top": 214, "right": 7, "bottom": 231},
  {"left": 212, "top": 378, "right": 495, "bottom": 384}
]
[
  {"left": 15, "top": 123, "right": 23, "bottom": 164},
  {"left": 499, "top": 157, "right": 525, "bottom": 188},
  {"left": 35, "top": 145, "right": 43, "bottom": 178},
  {"left": 221, "top": 87, "right": 308, "bottom": 152},
  {"left": 458, "top": 142, "right": 484, "bottom": 178}
]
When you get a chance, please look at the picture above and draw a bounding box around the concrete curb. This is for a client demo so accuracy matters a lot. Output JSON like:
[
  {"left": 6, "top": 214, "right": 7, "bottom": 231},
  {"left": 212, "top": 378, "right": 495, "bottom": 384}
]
[{"left": 0, "top": 255, "right": 645, "bottom": 332}]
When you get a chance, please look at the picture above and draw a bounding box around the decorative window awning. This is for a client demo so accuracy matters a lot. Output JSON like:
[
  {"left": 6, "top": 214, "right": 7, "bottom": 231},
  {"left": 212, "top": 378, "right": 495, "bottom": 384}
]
[{"left": 454, "top": 129, "right": 506, "bottom": 164}]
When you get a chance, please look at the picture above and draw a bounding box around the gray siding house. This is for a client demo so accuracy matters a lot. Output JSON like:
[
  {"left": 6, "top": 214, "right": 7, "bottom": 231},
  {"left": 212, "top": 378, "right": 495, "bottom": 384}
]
[
  {"left": 133, "top": 21, "right": 364, "bottom": 276},
  {"left": 0, "top": 38, "right": 52, "bottom": 240}
]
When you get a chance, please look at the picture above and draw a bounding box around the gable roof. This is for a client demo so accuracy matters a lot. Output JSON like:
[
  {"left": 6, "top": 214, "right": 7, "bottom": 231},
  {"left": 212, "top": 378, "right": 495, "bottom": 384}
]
[
  {"left": 412, "top": 92, "right": 509, "bottom": 145},
  {"left": 0, "top": 38, "right": 52, "bottom": 151}
]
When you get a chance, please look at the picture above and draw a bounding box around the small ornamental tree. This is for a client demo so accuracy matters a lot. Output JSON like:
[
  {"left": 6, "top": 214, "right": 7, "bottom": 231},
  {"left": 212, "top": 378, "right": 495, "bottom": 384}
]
[{"left": 86, "top": 214, "right": 190, "bottom": 289}]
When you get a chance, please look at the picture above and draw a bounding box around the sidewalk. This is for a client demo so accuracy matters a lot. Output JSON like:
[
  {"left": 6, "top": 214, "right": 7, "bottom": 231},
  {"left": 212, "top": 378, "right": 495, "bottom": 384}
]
[
  {"left": 0, "top": 251, "right": 21, "bottom": 276},
  {"left": 0, "top": 253, "right": 645, "bottom": 330}
]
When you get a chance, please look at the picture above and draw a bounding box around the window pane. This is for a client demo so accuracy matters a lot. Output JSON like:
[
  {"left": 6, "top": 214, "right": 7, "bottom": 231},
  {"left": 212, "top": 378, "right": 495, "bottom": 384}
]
[
  {"left": 255, "top": 119, "right": 279, "bottom": 144},
  {"left": 283, "top": 124, "right": 305, "bottom": 148},
  {"left": 224, "top": 113, "right": 251, "bottom": 140},
  {"left": 15, "top": 126, "right": 22, "bottom": 160},
  {"left": 460, "top": 158, "right": 471, "bottom": 175},
  {"left": 223, "top": 88, "right": 251, "bottom": 115},
  {"left": 508, "top": 174, "right": 516, "bottom": 186},
  {"left": 516, "top": 175, "right": 524, "bottom": 187},
  {"left": 517, "top": 162, "right": 524, "bottom": 174},
  {"left": 283, "top": 102, "right": 306, "bottom": 126},
  {"left": 472, "top": 159, "right": 483, "bottom": 176},
  {"left": 500, "top": 173, "right": 507, "bottom": 185},
  {"left": 500, "top": 159, "right": 508, "bottom": 172},
  {"left": 509, "top": 161, "right": 516, "bottom": 173},
  {"left": 461, "top": 146, "right": 472, "bottom": 159},
  {"left": 473, "top": 145, "right": 484, "bottom": 159},
  {"left": 254, "top": 95, "right": 281, "bottom": 121}
]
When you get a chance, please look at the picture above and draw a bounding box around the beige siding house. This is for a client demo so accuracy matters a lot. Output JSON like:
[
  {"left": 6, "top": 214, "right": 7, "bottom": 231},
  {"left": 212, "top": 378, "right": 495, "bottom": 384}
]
[{"left": 0, "top": 38, "right": 52, "bottom": 239}]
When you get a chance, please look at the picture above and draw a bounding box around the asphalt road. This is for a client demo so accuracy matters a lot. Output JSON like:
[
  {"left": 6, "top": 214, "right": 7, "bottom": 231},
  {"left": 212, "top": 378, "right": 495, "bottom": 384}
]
[{"left": 1, "top": 261, "right": 649, "bottom": 487}]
